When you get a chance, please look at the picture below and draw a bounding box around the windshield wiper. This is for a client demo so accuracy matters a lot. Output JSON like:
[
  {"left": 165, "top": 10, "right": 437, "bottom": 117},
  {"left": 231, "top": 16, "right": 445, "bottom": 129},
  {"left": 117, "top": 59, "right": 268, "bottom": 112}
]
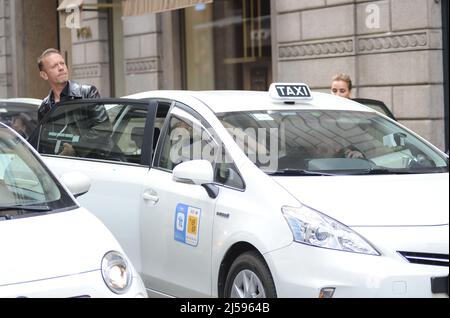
[
  {"left": 0, "top": 205, "right": 51, "bottom": 212},
  {"left": 349, "top": 168, "right": 420, "bottom": 175},
  {"left": 268, "top": 168, "right": 337, "bottom": 176}
]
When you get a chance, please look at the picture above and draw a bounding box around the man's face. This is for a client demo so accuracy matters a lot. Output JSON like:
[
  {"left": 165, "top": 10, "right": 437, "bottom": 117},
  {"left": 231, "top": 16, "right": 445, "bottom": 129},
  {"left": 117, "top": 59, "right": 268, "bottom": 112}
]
[{"left": 40, "top": 53, "right": 69, "bottom": 85}]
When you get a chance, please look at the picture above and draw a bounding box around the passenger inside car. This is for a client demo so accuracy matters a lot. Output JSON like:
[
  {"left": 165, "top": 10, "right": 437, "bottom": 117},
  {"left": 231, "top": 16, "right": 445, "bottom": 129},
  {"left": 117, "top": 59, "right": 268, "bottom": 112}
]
[
  {"left": 10, "top": 113, "right": 37, "bottom": 139},
  {"left": 130, "top": 126, "right": 144, "bottom": 155},
  {"left": 167, "top": 118, "right": 195, "bottom": 168}
]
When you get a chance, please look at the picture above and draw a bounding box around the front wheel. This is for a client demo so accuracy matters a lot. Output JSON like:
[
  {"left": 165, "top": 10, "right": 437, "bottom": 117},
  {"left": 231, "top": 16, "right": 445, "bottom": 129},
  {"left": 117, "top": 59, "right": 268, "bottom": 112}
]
[{"left": 224, "top": 251, "right": 277, "bottom": 298}]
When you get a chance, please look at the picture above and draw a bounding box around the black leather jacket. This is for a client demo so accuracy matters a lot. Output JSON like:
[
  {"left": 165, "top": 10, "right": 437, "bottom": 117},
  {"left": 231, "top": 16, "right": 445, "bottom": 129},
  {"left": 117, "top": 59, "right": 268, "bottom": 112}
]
[{"left": 38, "top": 80, "right": 101, "bottom": 122}]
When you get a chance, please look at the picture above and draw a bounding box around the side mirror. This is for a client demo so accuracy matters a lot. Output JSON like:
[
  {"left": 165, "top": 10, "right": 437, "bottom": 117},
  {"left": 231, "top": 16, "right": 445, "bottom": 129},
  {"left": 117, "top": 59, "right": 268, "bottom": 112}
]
[
  {"left": 59, "top": 171, "right": 91, "bottom": 198},
  {"left": 173, "top": 160, "right": 219, "bottom": 199},
  {"left": 173, "top": 160, "right": 214, "bottom": 185}
]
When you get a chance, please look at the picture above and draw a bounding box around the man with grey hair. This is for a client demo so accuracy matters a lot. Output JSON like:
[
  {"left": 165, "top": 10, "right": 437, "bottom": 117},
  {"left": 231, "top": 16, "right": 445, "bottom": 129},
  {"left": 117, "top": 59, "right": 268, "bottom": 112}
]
[
  {"left": 37, "top": 48, "right": 109, "bottom": 157},
  {"left": 37, "top": 48, "right": 102, "bottom": 121}
]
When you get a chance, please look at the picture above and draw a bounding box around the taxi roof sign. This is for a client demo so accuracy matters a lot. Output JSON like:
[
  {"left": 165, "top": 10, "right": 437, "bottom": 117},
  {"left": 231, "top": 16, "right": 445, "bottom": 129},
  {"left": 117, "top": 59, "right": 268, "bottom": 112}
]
[{"left": 269, "top": 83, "right": 312, "bottom": 102}]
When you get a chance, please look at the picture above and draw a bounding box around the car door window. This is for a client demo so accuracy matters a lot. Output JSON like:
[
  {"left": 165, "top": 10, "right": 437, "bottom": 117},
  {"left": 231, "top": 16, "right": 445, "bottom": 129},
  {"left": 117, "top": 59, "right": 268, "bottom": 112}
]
[
  {"left": 37, "top": 101, "right": 151, "bottom": 164},
  {"left": 152, "top": 100, "right": 171, "bottom": 157},
  {"left": 156, "top": 107, "right": 244, "bottom": 189},
  {"left": 214, "top": 148, "right": 245, "bottom": 189},
  {"left": 110, "top": 105, "right": 148, "bottom": 163},
  {"left": 0, "top": 102, "right": 39, "bottom": 139},
  {"left": 158, "top": 114, "right": 204, "bottom": 170}
]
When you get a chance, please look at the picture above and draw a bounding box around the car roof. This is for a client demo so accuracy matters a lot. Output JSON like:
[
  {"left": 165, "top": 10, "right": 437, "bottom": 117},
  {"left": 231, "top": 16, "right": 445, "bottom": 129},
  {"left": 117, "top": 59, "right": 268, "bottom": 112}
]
[
  {"left": 124, "top": 90, "right": 377, "bottom": 114},
  {"left": 0, "top": 98, "right": 42, "bottom": 106}
]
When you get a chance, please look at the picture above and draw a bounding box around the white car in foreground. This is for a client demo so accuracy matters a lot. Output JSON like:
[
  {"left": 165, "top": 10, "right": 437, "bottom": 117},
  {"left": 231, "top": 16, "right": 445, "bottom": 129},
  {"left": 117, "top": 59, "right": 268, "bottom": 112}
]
[
  {"left": 0, "top": 123, "right": 146, "bottom": 298},
  {"left": 31, "top": 83, "right": 448, "bottom": 298}
]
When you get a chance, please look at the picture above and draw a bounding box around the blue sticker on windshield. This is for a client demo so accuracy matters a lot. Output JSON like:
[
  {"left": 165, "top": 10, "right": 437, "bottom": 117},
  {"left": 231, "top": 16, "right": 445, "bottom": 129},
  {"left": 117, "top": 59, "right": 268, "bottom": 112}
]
[{"left": 174, "top": 203, "right": 201, "bottom": 246}]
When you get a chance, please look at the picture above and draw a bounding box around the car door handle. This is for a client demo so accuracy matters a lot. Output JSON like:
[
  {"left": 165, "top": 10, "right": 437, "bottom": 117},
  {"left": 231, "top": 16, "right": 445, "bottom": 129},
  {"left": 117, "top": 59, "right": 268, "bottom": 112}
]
[{"left": 142, "top": 192, "right": 159, "bottom": 203}]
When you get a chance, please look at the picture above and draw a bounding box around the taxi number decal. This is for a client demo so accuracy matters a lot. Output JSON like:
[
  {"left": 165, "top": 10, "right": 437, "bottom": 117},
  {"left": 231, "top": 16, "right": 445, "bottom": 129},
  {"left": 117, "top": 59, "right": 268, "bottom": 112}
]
[
  {"left": 174, "top": 203, "right": 201, "bottom": 247},
  {"left": 187, "top": 215, "right": 198, "bottom": 236}
]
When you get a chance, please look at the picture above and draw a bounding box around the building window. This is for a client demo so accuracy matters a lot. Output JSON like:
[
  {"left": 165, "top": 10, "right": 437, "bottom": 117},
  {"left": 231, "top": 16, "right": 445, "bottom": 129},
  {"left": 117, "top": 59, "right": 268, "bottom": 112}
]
[{"left": 183, "top": 0, "right": 271, "bottom": 90}]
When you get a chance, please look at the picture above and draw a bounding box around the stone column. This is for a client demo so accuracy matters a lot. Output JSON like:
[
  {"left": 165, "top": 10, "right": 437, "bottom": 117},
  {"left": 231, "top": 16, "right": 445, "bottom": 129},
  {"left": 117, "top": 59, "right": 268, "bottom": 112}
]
[
  {"left": 1, "top": 0, "right": 58, "bottom": 98},
  {"left": 69, "top": 0, "right": 110, "bottom": 96},
  {"left": 122, "top": 13, "right": 160, "bottom": 95},
  {"left": 0, "top": 0, "right": 12, "bottom": 97}
]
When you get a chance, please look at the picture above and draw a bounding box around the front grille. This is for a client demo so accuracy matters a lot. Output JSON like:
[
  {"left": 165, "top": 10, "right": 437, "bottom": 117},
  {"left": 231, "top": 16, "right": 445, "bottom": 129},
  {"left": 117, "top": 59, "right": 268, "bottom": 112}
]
[{"left": 398, "top": 251, "right": 449, "bottom": 267}]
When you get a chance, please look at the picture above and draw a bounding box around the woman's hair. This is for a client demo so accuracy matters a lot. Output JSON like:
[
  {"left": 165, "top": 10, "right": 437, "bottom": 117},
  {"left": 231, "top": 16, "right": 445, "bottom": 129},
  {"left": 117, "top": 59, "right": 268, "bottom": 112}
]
[{"left": 332, "top": 73, "right": 352, "bottom": 91}]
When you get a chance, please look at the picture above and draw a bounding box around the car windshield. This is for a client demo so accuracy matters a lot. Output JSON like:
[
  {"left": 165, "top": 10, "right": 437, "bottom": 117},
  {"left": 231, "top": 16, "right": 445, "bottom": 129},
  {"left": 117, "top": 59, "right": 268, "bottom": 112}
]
[
  {"left": 0, "top": 126, "right": 75, "bottom": 220},
  {"left": 364, "top": 103, "right": 390, "bottom": 117},
  {"left": 217, "top": 110, "right": 449, "bottom": 175}
]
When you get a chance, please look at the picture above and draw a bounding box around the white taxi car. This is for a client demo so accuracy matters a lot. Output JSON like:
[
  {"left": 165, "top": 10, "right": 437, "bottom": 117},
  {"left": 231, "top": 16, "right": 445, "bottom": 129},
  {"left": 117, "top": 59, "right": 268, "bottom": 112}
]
[
  {"left": 31, "top": 83, "right": 449, "bottom": 298},
  {"left": 0, "top": 122, "right": 146, "bottom": 298}
]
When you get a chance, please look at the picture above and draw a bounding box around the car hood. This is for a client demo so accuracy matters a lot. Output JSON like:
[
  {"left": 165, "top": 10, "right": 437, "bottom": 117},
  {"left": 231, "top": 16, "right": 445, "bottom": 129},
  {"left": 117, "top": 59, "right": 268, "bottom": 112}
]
[
  {"left": 272, "top": 173, "right": 449, "bottom": 226},
  {"left": 0, "top": 208, "right": 120, "bottom": 287}
]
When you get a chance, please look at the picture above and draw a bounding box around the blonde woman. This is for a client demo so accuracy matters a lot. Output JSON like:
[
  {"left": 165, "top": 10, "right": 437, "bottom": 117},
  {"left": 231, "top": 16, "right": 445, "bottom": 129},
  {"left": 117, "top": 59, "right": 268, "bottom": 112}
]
[
  {"left": 330, "top": 73, "right": 365, "bottom": 158},
  {"left": 331, "top": 73, "right": 352, "bottom": 98}
]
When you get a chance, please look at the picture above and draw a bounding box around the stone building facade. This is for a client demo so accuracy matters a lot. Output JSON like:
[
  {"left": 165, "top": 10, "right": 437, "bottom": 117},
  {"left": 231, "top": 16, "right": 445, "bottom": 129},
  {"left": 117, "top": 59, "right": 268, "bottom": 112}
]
[
  {"left": 274, "top": 0, "right": 447, "bottom": 151},
  {"left": 0, "top": 0, "right": 448, "bottom": 151}
]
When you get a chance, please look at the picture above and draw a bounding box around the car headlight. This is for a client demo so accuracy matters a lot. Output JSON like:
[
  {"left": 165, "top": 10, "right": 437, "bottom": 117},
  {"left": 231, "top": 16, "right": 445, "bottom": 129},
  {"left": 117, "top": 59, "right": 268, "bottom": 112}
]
[
  {"left": 282, "top": 205, "right": 380, "bottom": 255},
  {"left": 101, "top": 251, "right": 133, "bottom": 294}
]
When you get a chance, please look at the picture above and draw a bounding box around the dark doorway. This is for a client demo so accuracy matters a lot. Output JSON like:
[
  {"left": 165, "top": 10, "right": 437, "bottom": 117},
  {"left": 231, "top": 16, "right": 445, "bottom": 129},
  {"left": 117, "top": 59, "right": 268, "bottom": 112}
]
[
  {"left": 183, "top": 0, "right": 271, "bottom": 90},
  {"left": 22, "top": 0, "right": 59, "bottom": 98}
]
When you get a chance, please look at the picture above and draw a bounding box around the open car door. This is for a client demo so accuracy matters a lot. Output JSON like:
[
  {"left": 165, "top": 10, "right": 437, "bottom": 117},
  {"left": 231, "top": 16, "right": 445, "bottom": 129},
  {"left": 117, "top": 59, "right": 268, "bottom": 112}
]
[
  {"left": 29, "top": 98, "right": 165, "bottom": 268},
  {"left": 352, "top": 98, "right": 396, "bottom": 120}
]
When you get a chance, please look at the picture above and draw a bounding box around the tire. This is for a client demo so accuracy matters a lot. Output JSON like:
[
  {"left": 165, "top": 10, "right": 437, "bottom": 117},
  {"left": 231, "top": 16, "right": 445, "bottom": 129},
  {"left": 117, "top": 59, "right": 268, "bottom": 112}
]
[{"left": 224, "top": 251, "right": 277, "bottom": 298}]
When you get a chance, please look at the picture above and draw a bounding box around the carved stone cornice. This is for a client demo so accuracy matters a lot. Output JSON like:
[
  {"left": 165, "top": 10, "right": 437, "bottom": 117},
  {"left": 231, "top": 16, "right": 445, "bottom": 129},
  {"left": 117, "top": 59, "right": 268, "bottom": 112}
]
[
  {"left": 278, "top": 31, "right": 437, "bottom": 60},
  {"left": 357, "top": 32, "right": 428, "bottom": 54},
  {"left": 125, "top": 58, "right": 159, "bottom": 74},
  {"left": 279, "top": 38, "right": 354, "bottom": 60},
  {"left": 72, "top": 64, "right": 102, "bottom": 78}
]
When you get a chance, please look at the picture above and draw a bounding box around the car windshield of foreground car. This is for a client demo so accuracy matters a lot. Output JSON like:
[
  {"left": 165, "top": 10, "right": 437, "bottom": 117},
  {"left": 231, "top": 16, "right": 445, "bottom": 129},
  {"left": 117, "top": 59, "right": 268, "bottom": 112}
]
[
  {"left": 0, "top": 126, "right": 76, "bottom": 220},
  {"left": 217, "top": 109, "right": 448, "bottom": 175}
]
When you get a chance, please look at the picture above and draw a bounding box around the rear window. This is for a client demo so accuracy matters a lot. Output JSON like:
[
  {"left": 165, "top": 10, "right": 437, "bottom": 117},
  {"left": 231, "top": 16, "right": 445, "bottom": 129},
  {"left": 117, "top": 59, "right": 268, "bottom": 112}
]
[{"left": 0, "top": 102, "right": 38, "bottom": 139}]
